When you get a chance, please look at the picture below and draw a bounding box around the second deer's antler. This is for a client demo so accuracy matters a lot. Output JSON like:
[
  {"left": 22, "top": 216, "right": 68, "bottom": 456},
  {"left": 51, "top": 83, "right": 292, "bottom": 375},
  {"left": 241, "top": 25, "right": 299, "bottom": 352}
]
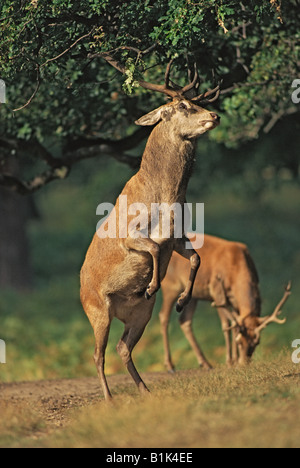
[{"left": 255, "top": 282, "right": 292, "bottom": 336}]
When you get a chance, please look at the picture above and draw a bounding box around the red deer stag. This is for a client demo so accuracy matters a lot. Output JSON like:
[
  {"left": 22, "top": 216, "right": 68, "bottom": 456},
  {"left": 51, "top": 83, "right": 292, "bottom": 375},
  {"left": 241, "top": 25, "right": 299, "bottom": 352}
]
[
  {"left": 159, "top": 233, "right": 291, "bottom": 371},
  {"left": 80, "top": 57, "right": 220, "bottom": 400}
]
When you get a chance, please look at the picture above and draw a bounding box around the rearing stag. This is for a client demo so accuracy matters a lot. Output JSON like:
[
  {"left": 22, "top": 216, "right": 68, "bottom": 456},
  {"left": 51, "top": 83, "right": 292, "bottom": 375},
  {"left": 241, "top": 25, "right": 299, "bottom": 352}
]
[{"left": 80, "top": 57, "right": 220, "bottom": 400}]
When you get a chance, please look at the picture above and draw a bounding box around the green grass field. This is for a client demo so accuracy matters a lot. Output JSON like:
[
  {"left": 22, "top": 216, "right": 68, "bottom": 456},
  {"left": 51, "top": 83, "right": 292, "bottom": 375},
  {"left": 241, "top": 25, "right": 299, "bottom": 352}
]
[
  {"left": 0, "top": 159, "right": 299, "bottom": 448},
  {"left": 1, "top": 355, "right": 300, "bottom": 448},
  {"left": 49, "top": 356, "right": 300, "bottom": 449},
  {"left": 0, "top": 161, "right": 299, "bottom": 382}
]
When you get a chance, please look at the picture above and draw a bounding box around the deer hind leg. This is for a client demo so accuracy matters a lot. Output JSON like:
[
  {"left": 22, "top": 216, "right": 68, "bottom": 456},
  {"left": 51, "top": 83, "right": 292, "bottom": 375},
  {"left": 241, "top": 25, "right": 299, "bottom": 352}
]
[
  {"left": 124, "top": 237, "right": 160, "bottom": 299},
  {"left": 159, "top": 290, "right": 178, "bottom": 373},
  {"left": 179, "top": 299, "right": 212, "bottom": 370},
  {"left": 83, "top": 293, "right": 113, "bottom": 401},
  {"left": 173, "top": 238, "right": 200, "bottom": 313},
  {"left": 116, "top": 298, "right": 154, "bottom": 395}
]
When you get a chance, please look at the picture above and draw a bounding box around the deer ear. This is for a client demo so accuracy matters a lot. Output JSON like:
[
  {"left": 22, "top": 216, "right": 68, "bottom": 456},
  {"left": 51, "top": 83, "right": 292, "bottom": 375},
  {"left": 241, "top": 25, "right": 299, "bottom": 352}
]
[{"left": 135, "top": 107, "right": 163, "bottom": 126}]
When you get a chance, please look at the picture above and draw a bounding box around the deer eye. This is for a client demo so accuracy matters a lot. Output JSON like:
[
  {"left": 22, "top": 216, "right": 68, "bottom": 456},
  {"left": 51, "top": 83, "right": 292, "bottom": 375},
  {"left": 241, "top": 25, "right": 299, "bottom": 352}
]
[{"left": 179, "top": 102, "right": 188, "bottom": 111}]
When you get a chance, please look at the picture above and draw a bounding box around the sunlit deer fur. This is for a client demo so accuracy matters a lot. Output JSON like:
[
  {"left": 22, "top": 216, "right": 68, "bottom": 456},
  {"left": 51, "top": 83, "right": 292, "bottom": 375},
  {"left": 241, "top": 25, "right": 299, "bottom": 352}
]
[
  {"left": 159, "top": 233, "right": 290, "bottom": 370},
  {"left": 80, "top": 98, "right": 220, "bottom": 400}
]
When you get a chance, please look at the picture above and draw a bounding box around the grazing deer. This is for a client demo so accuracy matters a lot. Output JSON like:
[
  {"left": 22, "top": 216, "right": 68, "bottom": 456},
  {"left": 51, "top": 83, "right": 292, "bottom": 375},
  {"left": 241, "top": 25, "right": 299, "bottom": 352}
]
[
  {"left": 80, "top": 58, "right": 220, "bottom": 400},
  {"left": 159, "top": 233, "right": 291, "bottom": 371}
]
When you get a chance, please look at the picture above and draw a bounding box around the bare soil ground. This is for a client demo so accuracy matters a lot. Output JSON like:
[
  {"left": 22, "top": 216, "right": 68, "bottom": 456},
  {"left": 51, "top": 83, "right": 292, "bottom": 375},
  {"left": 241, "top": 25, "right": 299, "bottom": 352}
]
[
  {"left": 0, "top": 371, "right": 176, "bottom": 431},
  {"left": 1, "top": 362, "right": 300, "bottom": 448}
]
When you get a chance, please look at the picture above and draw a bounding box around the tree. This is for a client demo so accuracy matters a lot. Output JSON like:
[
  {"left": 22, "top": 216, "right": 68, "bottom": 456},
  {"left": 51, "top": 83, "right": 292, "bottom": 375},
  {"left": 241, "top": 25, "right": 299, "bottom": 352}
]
[
  {"left": 0, "top": 0, "right": 299, "bottom": 193},
  {"left": 0, "top": 0, "right": 299, "bottom": 290}
]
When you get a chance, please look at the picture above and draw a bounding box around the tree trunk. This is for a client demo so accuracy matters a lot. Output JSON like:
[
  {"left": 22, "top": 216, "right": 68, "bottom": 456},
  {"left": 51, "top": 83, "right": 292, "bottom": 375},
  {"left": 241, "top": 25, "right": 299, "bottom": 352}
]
[
  {"left": 0, "top": 187, "right": 32, "bottom": 290},
  {"left": 0, "top": 153, "right": 33, "bottom": 290}
]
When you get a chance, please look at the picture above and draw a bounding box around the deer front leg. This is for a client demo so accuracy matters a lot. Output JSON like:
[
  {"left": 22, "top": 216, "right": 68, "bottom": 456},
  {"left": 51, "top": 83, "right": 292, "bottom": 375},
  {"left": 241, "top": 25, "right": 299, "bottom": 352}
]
[
  {"left": 217, "top": 307, "right": 233, "bottom": 367},
  {"left": 174, "top": 237, "right": 200, "bottom": 313},
  {"left": 124, "top": 237, "right": 160, "bottom": 299}
]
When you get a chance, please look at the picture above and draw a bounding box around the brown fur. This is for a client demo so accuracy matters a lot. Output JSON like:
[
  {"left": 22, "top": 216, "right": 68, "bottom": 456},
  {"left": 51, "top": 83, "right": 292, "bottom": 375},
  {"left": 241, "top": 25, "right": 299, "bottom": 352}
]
[
  {"left": 80, "top": 98, "right": 220, "bottom": 399},
  {"left": 159, "top": 233, "right": 263, "bottom": 370}
]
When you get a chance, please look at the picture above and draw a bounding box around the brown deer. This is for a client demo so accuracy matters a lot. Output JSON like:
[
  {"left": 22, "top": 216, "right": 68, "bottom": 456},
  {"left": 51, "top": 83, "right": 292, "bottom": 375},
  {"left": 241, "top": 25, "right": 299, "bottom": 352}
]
[
  {"left": 159, "top": 233, "right": 291, "bottom": 371},
  {"left": 80, "top": 58, "right": 220, "bottom": 400}
]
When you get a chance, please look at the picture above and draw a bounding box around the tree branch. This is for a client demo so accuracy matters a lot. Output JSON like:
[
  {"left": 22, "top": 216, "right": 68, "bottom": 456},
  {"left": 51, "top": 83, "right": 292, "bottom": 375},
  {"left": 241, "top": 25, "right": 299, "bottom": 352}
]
[
  {"left": 0, "top": 127, "right": 149, "bottom": 194},
  {"left": 13, "top": 66, "right": 41, "bottom": 112},
  {"left": 0, "top": 137, "right": 60, "bottom": 167},
  {"left": 0, "top": 167, "right": 70, "bottom": 195},
  {"left": 263, "top": 106, "right": 298, "bottom": 134},
  {"left": 64, "top": 144, "right": 141, "bottom": 169},
  {"left": 44, "top": 13, "right": 102, "bottom": 27},
  {"left": 65, "top": 126, "right": 151, "bottom": 153},
  {"left": 12, "top": 29, "right": 95, "bottom": 112},
  {"left": 40, "top": 30, "right": 94, "bottom": 68}
]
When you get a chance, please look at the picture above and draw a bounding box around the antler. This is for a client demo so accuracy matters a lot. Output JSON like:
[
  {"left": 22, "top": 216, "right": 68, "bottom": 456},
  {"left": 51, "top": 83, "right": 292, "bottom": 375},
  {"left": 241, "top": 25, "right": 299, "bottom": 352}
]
[
  {"left": 97, "top": 52, "right": 180, "bottom": 99},
  {"left": 91, "top": 50, "right": 220, "bottom": 104},
  {"left": 181, "top": 62, "right": 199, "bottom": 95},
  {"left": 192, "top": 84, "right": 221, "bottom": 106},
  {"left": 254, "top": 282, "right": 291, "bottom": 336},
  {"left": 222, "top": 310, "right": 241, "bottom": 332}
]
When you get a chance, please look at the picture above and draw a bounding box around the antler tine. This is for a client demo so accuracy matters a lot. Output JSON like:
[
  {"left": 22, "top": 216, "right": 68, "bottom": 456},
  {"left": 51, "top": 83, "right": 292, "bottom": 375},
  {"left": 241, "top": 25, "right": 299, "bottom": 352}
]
[
  {"left": 192, "top": 84, "right": 221, "bottom": 105},
  {"left": 223, "top": 319, "right": 240, "bottom": 332},
  {"left": 99, "top": 52, "right": 179, "bottom": 98},
  {"left": 138, "top": 58, "right": 178, "bottom": 98},
  {"left": 271, "top": 281, "right": 292, "bottom": 322},
  {"left": 164, "top": 58, "right": 175, "bottom": 89},
  {"left": 137, "top": 79, "right": 179, "bottom": 98},
  {"left": 221, "top": 309, "right": 257, "bottom": 333},
  {"left": 255, "top": 282, "right": 291, "bottom": 335},
  {"left": 202, "top": 86, "right": 221, "bottom": 104},
  {"left": 222, "top": 310, "right": 242, "bottom": 332},
  {"left": 181, "top": 62, "right": 199, "bottom": 95},
  {"left": 97, "top": 51, "right": 220, "bottom": 102}
]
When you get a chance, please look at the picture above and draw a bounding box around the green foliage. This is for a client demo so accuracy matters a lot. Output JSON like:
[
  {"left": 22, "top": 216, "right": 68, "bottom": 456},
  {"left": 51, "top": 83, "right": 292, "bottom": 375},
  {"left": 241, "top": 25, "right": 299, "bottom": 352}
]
[
  {"left": 0, "top": 1, "right": 299, "bottom": 381},
  {"left": 0, "top": 0, "right": 299, "bottom": 139},
  {"left": 0, "top": 0, "right": 299, "bottom": 188}
]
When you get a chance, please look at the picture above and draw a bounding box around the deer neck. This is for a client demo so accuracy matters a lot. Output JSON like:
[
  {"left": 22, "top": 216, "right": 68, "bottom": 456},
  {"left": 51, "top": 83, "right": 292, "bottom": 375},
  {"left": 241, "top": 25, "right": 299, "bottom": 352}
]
[{"left": 138, "top": 123, "right": 196, "bottom": 204}]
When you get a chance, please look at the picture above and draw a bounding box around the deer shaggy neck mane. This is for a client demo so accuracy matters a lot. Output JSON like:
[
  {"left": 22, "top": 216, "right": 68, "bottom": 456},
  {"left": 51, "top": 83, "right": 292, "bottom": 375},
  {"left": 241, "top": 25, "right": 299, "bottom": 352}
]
[{"left": 138, "top": 121, "right": 196, "bottom": 204}]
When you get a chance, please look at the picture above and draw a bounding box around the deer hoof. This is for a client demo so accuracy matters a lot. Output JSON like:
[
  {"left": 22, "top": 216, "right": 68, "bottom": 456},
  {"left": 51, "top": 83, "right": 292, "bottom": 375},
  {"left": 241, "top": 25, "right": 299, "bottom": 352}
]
[
  {"left": 201, "top": 362, "right": 213, "bottom": 371},
  {"left": 145, "top": 290, "right": 152, "bottom": 300},
  {"left": 176, "top": 294, "right": 190, "bottom": 313},
  {"left": 145, "top": 282, "right": 160, "bottom": 300},
  {"left": 176, "top": 292, "right": 191, "bottom": 312}
]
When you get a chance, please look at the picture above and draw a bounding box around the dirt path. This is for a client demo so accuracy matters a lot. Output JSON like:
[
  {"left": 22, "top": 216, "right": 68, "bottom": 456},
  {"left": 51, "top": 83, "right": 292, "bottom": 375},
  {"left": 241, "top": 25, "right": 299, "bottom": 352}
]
[{"left": 0, "top": 371, "right": 177, "bottom": 430}]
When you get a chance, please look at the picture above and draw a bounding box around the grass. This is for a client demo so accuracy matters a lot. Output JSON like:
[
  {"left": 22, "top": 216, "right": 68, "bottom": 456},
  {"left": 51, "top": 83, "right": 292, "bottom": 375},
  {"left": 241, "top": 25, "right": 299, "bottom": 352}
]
[
  {"left": 0, "top": 168, "right": 299, "bottom": 382},
  {"left": 64, "top": 359, "right": 300, "bottom": 449},
  {"left": 0, "top": 401, "right": 45, "bottom": 448},
  {"left": 1, "top": 354, "right": 299, "bottom": 448},
  {"left": 0, "top": 159, "right": 299, "bottom": 448}
]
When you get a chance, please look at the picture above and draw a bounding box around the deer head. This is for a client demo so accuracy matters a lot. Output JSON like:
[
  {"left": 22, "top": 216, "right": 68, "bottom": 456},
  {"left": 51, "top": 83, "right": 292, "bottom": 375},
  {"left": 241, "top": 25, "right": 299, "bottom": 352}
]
[
  {"left": 227, "top": 282, "right": 291, "bottom": 364},
  {"left": 99, "top": 54, "right": 221, "bottom": 138},
  {"left": 135, "top": 98, "right": 220, "bottom": 138}
]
